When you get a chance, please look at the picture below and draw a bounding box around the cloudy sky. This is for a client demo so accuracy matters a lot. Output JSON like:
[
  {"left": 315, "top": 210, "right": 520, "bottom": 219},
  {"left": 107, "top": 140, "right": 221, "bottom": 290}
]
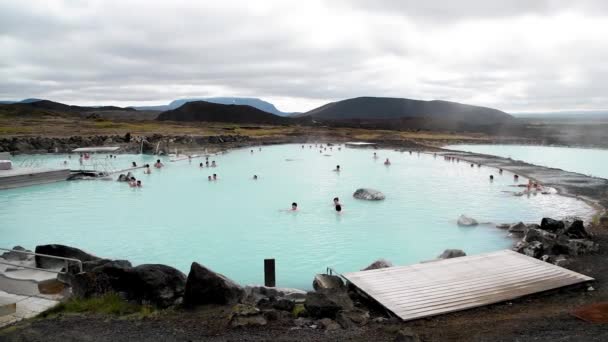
[{"left": 1, "top": 0, "right": 608, "bottom": 113}]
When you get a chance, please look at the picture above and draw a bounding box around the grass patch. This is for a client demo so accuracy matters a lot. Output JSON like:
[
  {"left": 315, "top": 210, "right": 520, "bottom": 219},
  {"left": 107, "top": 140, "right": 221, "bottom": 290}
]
[{"left": 39, "top": 293, "right": 155, "bottom": 318}]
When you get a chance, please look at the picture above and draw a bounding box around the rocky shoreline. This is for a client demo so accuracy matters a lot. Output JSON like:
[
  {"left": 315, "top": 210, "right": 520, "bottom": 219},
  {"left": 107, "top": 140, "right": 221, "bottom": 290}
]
[{"left": 0, "top": 214, "right": 603, "bottom": 341}]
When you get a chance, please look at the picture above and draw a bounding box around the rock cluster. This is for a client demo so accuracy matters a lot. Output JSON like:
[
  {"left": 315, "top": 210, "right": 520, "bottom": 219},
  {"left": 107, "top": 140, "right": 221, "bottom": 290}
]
[
  {"left": 457, "top": 215, "right": 478, "bottom": 227},
  {"left": 0, "top": 134, "right": 250, "bottom": 154},
  {"left": 513, "top": 218, "right": 599, "bottom": 264}
]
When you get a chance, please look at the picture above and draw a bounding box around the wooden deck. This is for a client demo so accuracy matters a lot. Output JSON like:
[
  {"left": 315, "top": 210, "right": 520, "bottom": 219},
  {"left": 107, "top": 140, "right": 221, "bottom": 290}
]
[{"left": 342, "top": 250, "right": 594, "bottom": 322}]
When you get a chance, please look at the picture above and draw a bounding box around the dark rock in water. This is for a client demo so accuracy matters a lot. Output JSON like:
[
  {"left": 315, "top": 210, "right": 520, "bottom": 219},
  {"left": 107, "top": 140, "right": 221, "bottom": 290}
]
[
  {"left": 540, "top": 218, "right": 565, "bottom": 232},
  {"left": 457, "top": 215, "right": 478, "bottom": 227},
  {"left": 353, "top": 188, "right": 385, "bottom": 200},
  {"left": 305, "top": 289, "right": 354, "bottom": 319},
  {"left": 563, "top": 220, "right": 591, "bottom": 239},
  {"left": 523, "top": 241, "right": 544, "bottom": 258},
  {"left": 184, "top": 262, "right": 245, "bottom": 306},
  {"left": 71, "top": 263, "right": 186, "bottom": 308},
  {"left": 508, "top": 222, "right": 527, "bottom": 235},
  {"left": 523, "top": 228, "right": 557, "bottom": 252},
  {"left": 35, "top": 244, "right": 100, "bottom": 270},
  {"left": 362, "top": 259, "right": 393, "bottom": 271},
  {"left": 1, "top": 246, "right": 31, "bottom": 261},
  {"left": 312, "top": 274, "right": 345, "bottom": 291},
  {"left": 335, "top": 308, "right": 370, "bottom": 328},
  {"left": 438, "top": 249, "right": 467, "bottom": 259},
  {"left": 496, "top": 223, "right": 511, "bottom": 229}
]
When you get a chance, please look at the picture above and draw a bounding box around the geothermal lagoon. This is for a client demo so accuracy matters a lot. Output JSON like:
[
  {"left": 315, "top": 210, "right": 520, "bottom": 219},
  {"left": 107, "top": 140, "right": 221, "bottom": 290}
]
[{"left": 0, "top": 144, "right": 594, "bottom": 288}]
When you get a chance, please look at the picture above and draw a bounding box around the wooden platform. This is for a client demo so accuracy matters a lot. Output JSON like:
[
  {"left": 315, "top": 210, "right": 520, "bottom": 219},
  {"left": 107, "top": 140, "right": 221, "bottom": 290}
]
[
  {"left": 0, "top": 168, "right": 70, "bottom": 190},
  {"left": 342, "top": 250, "right": 594, "bottom": 322}
]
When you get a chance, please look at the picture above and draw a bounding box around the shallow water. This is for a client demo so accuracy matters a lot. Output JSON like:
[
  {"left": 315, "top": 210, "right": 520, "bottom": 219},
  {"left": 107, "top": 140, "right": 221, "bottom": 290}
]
[
  {"left": 446, "top": 144, "right": 608, "bottom": 179},
  {"left": 0, "top": 145, "right": 594, "bottom": 288}
]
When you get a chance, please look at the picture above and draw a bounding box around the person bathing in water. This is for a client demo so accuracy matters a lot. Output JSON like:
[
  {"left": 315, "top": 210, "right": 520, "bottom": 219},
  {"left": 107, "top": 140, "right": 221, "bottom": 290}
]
[
  {"left": 211, "top": 161, "right": 217, "bottom": 167},
  {"left": 154, "top": 159, "right": 164, "bottom": 168},
  {"left": 291, "top": 202, "right": 298, "bottom": 211},
  {"left": 333, "top": 165, "right": 340, "bottom": 172},
  {"left": 213, "top": 173, "right": 217, "bottom": 180},
  {"left": 208, "top": 176, "right": 212, "bottom": 181},
  {"left": 373, "top": 152, "right": 378, "bottom": 159},
  {"left": 144, "top": 164, "right": 151, "bottom": 174},
  {"left": 384, "top": 158, "right": 391, "bottom": 165},
  {"left": 253, "top": 175, "right": 258, "bottom": 180}
]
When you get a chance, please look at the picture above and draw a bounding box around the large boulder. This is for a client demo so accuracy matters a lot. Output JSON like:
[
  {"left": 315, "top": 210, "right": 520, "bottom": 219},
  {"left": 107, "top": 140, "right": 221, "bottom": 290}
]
[
  {"left": 184, "top": 262, "right": 245, "bottom": 307},
  {"left": 508, "top": 222, "right": 527, "bottom": 235},
  {"left": 522, "top": 241, "right": 544, "bottom": 258},
  {"left": 523, "top": 228, "right": 558, "bottom": 252},
  {"left": 563, "top": 220, "right": 591, "bottom": 239},
  {"left": 305, "top": 289, "right": 354, "bottom": 319},
  {"left": 540, "top": 218, "right": 565, "bottom": 232},
  {"left": 312, "top": 274, "right": 345, "bottom": 291},
  {"left": 438, "top": 249, "right": 467, "bottom": 259},
  {"left": 361, "top": 259, "right": 393, "bottom": 271},
  {"left": 71, "top": 263, "right": 186, "bottom": 308},
  {"left": 353, "top": 188, "right": 385, "bottom": 201},
  {"left": 35, "top": 244, "right": 100, "bottom": 270},
  {"left": 457, "top": 215, "right": 478, "bottom": 227}
]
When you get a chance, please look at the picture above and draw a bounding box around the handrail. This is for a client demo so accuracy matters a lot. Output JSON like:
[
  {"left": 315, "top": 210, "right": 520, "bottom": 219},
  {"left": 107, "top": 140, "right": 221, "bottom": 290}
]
[{"left": 0, "top": 247, "right": 83, "bottom": 273}]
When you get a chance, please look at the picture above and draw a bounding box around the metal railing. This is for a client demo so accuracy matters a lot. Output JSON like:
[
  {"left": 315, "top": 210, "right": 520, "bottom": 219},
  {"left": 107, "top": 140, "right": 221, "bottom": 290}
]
[{"left": 0, "top": 247, "right": 83, "bottom": 274}]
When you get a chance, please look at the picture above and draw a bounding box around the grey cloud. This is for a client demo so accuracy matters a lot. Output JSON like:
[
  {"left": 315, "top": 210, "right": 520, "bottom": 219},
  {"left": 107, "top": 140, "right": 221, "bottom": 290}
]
[{"left": 1, "top": 0, "right": 608, "bottom": 112}]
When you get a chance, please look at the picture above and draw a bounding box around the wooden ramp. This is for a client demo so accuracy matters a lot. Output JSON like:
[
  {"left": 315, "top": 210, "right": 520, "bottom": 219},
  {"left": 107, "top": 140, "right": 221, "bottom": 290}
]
[{"left": 342, "top": 250, "right": 594, "bottom": 321}]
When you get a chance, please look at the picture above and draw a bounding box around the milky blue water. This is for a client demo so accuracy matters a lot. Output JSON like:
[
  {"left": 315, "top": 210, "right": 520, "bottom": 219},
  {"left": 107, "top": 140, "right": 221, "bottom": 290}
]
[
  {"left": 446, "top": 144, "right": 608, "bottom": 179},
  {"left": 0, "top": 144, "right": 594, "bottom": 288}
]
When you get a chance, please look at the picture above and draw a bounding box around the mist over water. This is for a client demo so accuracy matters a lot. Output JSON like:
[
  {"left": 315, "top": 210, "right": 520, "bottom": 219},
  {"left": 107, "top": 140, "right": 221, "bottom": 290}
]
[{"left": 0, "top": 145, "right": 594, "bottom": 288}]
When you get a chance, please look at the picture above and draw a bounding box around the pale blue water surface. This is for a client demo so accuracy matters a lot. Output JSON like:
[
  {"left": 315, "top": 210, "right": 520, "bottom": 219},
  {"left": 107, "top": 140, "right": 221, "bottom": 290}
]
[
  {"left": 0, "top": 144, "right": 594, "bottom": 288},
  {"left": 446, "top": 144, "right": 608, "bottom": 179}
]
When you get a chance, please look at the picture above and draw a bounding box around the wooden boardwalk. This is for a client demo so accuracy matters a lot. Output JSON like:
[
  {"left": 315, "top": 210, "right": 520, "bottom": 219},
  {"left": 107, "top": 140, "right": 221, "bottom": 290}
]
[{"left": 342, "top": 250, "right": 593, "bottom": 321}]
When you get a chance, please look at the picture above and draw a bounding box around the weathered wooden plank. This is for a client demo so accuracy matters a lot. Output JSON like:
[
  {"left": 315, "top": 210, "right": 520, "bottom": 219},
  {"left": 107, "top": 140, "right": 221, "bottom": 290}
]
[{"left": 342, "top": 249, "right": 593, "bottom": 321}]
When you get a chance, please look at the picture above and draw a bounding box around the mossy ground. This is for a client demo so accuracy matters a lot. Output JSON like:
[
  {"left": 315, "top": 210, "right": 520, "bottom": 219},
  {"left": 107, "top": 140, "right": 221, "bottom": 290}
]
[{"left": 39, "top": 293, "right": 156, "bottom": 319}]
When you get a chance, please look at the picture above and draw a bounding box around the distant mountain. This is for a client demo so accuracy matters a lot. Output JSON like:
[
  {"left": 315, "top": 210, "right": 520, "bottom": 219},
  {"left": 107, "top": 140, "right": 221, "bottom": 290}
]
[
  {"left": 0, "top": 98, "right": 44, "bottom": 104},
  {"left": 156, "top": 100, "right": 299, "bottom": 125},
  {"left": 135, "top": 97, "right": 293, "bottom": 116},
  {"left": 296, "top": 96, "right": 515, "bottom": 132},
  {"left": 0, "top": 99, "right": 137, "bottom": 118}
]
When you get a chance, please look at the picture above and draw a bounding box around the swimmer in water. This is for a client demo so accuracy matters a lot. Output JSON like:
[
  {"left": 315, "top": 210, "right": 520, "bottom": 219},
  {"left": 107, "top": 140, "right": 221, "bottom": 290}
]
[
  {"left": 199, "top": 162, "right": 204, "bottom": 168},
  {"left": 253, "top": 175, "right": 258, "bottom": 180},
  {"left": 213, "top": 173, "right": 217, "bottom": 180},
  {"left": 373, "top": 152, "right": 378, "bottom": 159},
  {"left": 333, "top": 197, "right": 340, "bottom": 206},
  {"left": 335, "top": 204, "right": 342, "bottom": 213},
  {"left": 251, "top": 150, "right": 254, "bottom": 153},
  {"left": 144, "top": 165, "right": 151, "bottom": 174},
  {"left": 499, "top": 168, "right": 503, "bottom": 174},
  {"left": 136, "top": 180, "right": 142, "bottom": 187},
  {"left": 334, "top": 165, "right": 340, "bottom": 172},
  {"left": 384, "top": 158, "right": 391, "bottom": 165},
  {"left": 132, "top": 161, "right": 137, "bottom": 167},
  {"left": 490, "top": 175, "right": 494, "bottom": 181},
  {"left": 514, "top": 174, "right": 519, "bottom": 181},
  {"left": 206, "top": 160, "right": 209, "bottom": 167},
  {"left": 208, "top": 176, "right": 212, "bottom": 181},
  {"left": 154, "top": 159, "right": 164, "bottom": 168},
  {"left": 291, "top": 202, "right": 298, "bottom": 211},
  {"left": 211, "top": 161, "right": 216, "bottom": 167}
]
